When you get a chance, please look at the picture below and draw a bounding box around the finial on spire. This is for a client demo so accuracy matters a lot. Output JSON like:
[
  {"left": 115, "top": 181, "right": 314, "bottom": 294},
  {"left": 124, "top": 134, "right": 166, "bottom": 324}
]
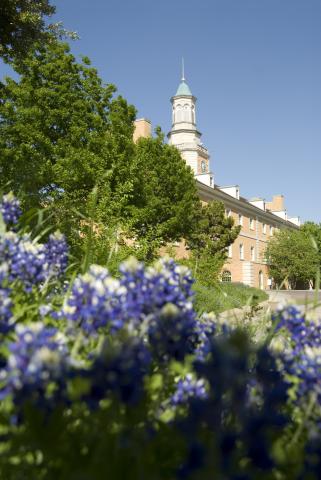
[{"left": 181, "top": 57, "right": 185, "bottom": 82}]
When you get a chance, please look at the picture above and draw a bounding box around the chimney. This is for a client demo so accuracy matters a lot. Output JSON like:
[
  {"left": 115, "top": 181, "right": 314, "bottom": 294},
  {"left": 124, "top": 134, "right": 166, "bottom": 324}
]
[
  {"left": 266, "top": 195, "right": 284, "bottom": 212},
  {"left": 133, "top": 118, "right": 152, "bottom": 142}
]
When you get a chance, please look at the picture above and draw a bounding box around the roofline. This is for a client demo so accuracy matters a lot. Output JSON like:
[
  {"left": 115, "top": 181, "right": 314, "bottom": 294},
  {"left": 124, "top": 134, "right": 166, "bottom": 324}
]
[{"left": 196, "top": 181, "right": 299, "bottom": 229}]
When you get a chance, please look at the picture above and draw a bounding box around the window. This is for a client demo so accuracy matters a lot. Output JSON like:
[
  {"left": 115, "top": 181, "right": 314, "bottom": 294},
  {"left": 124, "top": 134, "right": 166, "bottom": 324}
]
[
  {"left": 251, "top": 246, "right": 255, "bottom": 261},
  {"left": 239, "top": 214, "right": 243, "bottom": 226},
  {"left": 239, "top": 243, "right": 244, "bottom": 260},
  {"left": 228, "top": 245, "right": 233, "bottom": 258},
  {"left": 270, "top": 226, "right": 274, "bottom": 236},
  {"left": 262, "top": 223, "right": 266, "bottom": 234},
  {"left": 221, "top": 270, "right": 232, "bottom": 283},
  {"left": 226, "top": 208, "right": 231, "bottom": 217},
  {"left": 250, "top": 218, "right": 255, "bottom": 230}
]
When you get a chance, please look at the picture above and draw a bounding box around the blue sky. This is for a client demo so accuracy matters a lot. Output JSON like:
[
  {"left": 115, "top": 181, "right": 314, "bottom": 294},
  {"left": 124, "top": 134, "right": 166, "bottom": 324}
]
[{"left": 1, "top": 0, "right": 321, "bottom": 222}]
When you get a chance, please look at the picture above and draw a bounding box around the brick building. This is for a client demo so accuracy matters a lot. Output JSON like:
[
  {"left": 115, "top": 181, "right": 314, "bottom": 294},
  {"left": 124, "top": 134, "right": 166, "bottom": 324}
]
[{"left": 134, "top": 74, "right": 299, "bottom": 289}]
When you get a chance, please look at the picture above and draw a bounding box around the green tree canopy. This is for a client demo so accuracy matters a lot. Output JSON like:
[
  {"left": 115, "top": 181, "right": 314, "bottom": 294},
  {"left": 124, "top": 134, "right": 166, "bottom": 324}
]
[
  {"left": 127, "top": 131, "right": 201, "bottom": 258},
  {"left": 0, "top": 40, "right": 204, "bottom": 264},
  {"left": 0, "top": 0, "right": 55, "bottom": 62},
  {"left": 265, "top": 228, "right": 319, "bottom": 289},
  {"left": 186, "top": 201, "right": 241, "bottom": 287},
  {"left": 301, "top": 221, "right": 321, "bottom": 267},
  {"left": 0, "top": 40, "right": 136, "bottom": 246}
]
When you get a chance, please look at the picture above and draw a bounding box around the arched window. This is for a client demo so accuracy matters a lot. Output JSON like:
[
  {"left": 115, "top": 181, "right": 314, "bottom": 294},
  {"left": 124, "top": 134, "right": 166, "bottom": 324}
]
[
  {"left": 183, "top": 103, "right": 191, "bottom": 122},
  {"left": 259, "top": 271, "right": 264, "bottom": 289},
  {"left": 176, "top": 104, "right": 183, "bottom": 122},
  {"left": 221, "top": 270, "right": 232, "bottom": 283}
]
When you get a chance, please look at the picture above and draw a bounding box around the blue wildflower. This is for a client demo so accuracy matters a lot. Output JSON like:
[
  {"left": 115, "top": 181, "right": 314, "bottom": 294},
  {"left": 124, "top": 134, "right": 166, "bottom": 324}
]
[
  {"left": 82, "top": 338, "right": 151, "bottom": 407},
  {"left": 193, "top": 313, "right": 217, "bottom": 360},
  {"left": 274, "top": 306, "right": 321, "bottom": 404},
  {"left": 0, "top": 192, "right": 21, "bottom": 225},
  {"left": 171, "top": 374, "right": 208, "bottom": 406},
  {"left": 44, "top": 231, "right": 68, "bottom": 277},
  {"left": 62, "top": 265, "right": 127, "bottom": 334},
  {"left": 148, "top": 303, "right": 196, "bottom": 362},
  {"left": 62, "top": 257, "right": 196, "bottom": 339},
  {"left": 0, "top": 323, "right": 70, "bottom": 408}
]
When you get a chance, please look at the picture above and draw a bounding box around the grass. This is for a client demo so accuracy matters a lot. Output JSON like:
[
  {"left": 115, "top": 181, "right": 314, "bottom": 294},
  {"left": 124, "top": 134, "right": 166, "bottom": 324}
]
[{"left": 193, "top": 281, "right": 268, "bottom": 315}]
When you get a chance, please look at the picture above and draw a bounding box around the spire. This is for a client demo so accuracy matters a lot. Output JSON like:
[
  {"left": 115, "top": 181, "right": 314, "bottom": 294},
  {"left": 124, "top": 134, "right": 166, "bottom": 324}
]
[
  {"left": 175, "top": 58, "right": 192, "bottom": 96},
  {"left": 181, "top": 57, "right": 185, "bottom": 82}
]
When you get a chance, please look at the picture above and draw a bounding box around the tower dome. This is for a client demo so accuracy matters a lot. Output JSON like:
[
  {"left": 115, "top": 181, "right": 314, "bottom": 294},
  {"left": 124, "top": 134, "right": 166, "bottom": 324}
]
[{"left": 175, "top": 80, "right": 192, "bottom": 96}]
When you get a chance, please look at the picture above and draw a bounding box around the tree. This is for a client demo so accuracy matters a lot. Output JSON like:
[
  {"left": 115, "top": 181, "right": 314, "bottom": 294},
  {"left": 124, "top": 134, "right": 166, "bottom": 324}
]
[
  {"left": 123, "top": 130, "right": 202, "bottom": 259},
  {"left": 301, "top": 221, "right": 321, "bottom": 268},
  {"left": 0, "top": 40, "right": 136, "bottom": 255},
  {"left": 265, "top": 229, "right": 319, "bottom": 289},
  {"left": 0, "top": 41, "right": 204, "bottom": 264},
  {"left": 186, "top": 201, "right": 241, "bottom": 287},
  {"left": 0, "top": 0, "right": 55, "bottom": 62}
]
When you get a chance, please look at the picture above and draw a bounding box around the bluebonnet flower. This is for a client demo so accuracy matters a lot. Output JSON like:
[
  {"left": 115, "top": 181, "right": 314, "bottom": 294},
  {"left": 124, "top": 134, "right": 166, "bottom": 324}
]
[
  {"left": 61, "top": 265, "right": 127, "bottom": 334},
  {"left": 192, "top": 313, "right": 217, "bottom": 360},
  {"left": 119, "top": 257, "right": 195, "bottom": 329},
  {"left": 0, "top": 231, "right": 68, "bottom": 292},
  {"left": 82, "top": 338, "right": 151, "bottom": 407},
  {"left": 44, "top": 232, "right": 68, "bottom": 277},
  {"left": 148, "top": 303, "right": 196, "bottom": 362},
  {"left": 0, "top": 232, "right": 47, "bottom": 291},
  {"left": 0, "top": 192, "right": 21, "bottom": 225},
  {"left": 62, "top": 257, "right": 196, "bottom": 341},
  {"left": 274, "top": 306, "right": 321, "bottom": 404},
  {"left": 0, "top": 264, "right": 13, "bottom": 333},
  {"left": 0, "top": 287, "right": 13, "bottom": 333},
  {"left": 176, "top": 333, "right": 289, "bottom": 479},
  {"left": 0, "top": 323, "right": 70, "bottom": 408},
  {"left": 170, "top": 374, "right": 208, "bottom": 406}
]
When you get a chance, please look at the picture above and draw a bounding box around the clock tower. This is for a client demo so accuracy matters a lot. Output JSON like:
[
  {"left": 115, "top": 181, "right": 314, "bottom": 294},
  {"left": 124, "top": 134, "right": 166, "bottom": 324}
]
[{"left": 167, "top": 65, "right": 214, "bottom": 187}]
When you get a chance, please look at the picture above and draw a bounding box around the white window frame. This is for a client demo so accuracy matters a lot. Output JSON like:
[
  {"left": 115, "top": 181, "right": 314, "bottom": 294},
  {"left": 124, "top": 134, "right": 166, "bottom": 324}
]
[
  {"left": 251, "top": 246, "right": 255, "bottom": 261},
  {"left": 239, "top": 243, "right": 244, "bottom": 260},
  {"left": 239, "top": 214, "right": 243, "bottom": 226},
  {"left": 250, "top": 218, "right": 255, "bottom": 230},
  {"left": 263, "top": 223, "right": 266, "bottom": 234},
  {"left": 228, "top": 245, "right": 233, "bottom": 258}
]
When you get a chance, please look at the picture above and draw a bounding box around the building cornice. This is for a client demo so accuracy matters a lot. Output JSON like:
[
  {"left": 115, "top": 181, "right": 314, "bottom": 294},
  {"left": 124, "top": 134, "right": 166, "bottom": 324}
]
[
  {"left": 167, "top": 128, "right": 201, "bottom": 138},
  {"left": 171, "top": 95, "right": 197, "bottom": 103},
  {"left": 196, "top": 180, "right": 298, "bottom": 229}
]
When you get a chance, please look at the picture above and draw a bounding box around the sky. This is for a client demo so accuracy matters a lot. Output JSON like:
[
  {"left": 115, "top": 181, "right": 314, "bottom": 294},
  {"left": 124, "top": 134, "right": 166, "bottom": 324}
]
[{"left": 1, "top": 0, "right": 321, "bottom": 222}]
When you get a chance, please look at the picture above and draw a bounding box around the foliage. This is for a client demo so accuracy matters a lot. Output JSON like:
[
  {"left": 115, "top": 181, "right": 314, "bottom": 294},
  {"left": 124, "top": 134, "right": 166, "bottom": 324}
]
[
  {"left": 1, "top": 193, "right": 321, "bottom": 479},
  {"left": 0, "top": 0, "right": 55, "bottom": 62},
  {"left": 186, "top": 201, "right": 240, "bottom": 287},
  {"left": 193, "top": 281, "right": 268, "bottom": 314},
  {"left": 265, "top": 228, "right": 319, "bottom": 289},
  {"left": 0, "top": 40, "right": 137, "bottom": 255},
  {"left": 301, "top": 221, "right": 321, "bottom": 267},
  {"left": 0, "top": 42, "right": 206, "bottom": 265},
  {"left": 127, "top": 131, "right": 201, "bottom": 259}
]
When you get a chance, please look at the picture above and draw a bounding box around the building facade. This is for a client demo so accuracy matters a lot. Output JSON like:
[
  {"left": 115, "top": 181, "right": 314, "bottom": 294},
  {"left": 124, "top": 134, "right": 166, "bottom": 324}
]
[{"left": 134, "top": 75, "right": 300, "bottom": 289}]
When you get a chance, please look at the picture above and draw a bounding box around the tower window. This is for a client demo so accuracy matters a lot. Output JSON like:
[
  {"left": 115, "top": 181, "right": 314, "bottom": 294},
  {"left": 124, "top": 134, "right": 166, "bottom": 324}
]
[{"left": 192, "top": 105, "right": 195, "bottom": 123}]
